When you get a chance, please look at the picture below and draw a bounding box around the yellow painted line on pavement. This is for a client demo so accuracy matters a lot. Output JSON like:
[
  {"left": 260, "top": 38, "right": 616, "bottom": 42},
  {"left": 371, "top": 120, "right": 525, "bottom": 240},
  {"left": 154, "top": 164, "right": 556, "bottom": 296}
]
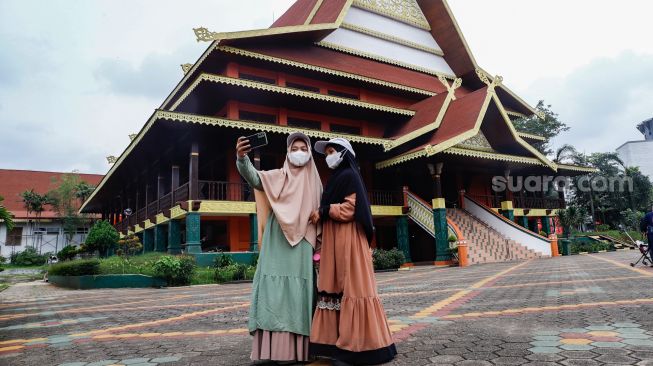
[
  {"left": 439, "top": 297, "right": 653, "bottom": 319},
  {"left": 410, "top": 260, "right": 531, "bottom": 319},
  {"left": 486, "top": 275, "right": 645, "bottom": 289},
  {"left": 588, "top": 254, "right": 653, "bottom": 276}
]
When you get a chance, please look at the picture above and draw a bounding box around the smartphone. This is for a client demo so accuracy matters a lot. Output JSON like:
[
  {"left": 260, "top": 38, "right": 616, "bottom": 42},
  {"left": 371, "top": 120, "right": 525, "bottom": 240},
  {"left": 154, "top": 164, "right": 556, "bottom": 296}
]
[{"left": 244, "top": 132, "right": 268, "bottom": 150}]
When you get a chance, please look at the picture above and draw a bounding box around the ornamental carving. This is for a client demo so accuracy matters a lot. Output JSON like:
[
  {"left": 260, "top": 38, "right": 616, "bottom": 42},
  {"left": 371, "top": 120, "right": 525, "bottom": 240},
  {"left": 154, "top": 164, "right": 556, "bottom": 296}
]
[
  {"left": 193, "top": 27, "right": 218, "bottom": 42},
  {"left": 407, "top": 194, "right": 434, "bottom": 236},
  {"left": 128, "top": 134, "right": 137, "bottom": 141},
  {"left": 106, "top": 156, "right": 117, "bottom": 164},
  {"left": 353, "top": 0, "right": 431, "bottom": 30},
  {"left": 457, "top": 131, "right": 495, "bottom": 152},
  {"left": 181, "top": 63, "right": 193, "bottom": 74},
  {"left": 424, "top": 144, "right": 438, "bottom": 156}
]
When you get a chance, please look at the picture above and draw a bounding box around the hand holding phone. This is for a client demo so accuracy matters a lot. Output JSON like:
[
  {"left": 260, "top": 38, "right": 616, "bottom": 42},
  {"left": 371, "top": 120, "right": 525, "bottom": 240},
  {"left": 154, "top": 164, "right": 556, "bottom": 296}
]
[{"left": 236, "top": 132, "right": 268, "bottom": 158}]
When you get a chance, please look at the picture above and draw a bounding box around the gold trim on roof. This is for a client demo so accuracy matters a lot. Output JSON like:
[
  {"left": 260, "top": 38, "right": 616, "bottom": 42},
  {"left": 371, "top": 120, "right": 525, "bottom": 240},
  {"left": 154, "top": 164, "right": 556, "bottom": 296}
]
[
  {"left": 317, "top": 41, "right": 456, "bottom": 79},
  {"left": 161, "top": 42, "right": 218, "bottom": 110},
  {"left": 128, "top": 134, "right": 137, "bottom": 141},
  {"left": 171, "top": 73, "right": 415, "bottom": 116},
  {"left": 193, "top": 23, "right": 336, "bottom": 43},
  {"left": 156, "top": 110, "right": 391, "bottom": 147},
  {"left": 217, "top": 46, "right": 435, "bottom": 96},
  {"left": 517, "top": 131, "right": 546, "bottom": 141},
  {"left": 341, "top": 22, "right": 443, "bottom": 56},
  {"left": 375, "top": 148, "right": 426, "bottom": 169},
  {"left": 305, "top": 0, "right": 324, "bottom": 25},
  {"left": 505, "top": 110, "right": 527, "bottom": 119},
  {"left": 444, "top": 147, "right": 545, "bottom": 166},
  {"left": 106, "top": 156, "right": 117, "bottom": 164},
  {"left": 557, "top": 164, "right": 598, "bottom": 173},
  {"left": 384, "top": 76, "right": 461, "bottom": 151},
  {"left": 456, "top": 130, "right": 495, "bottom": 152},
  {"left": 352, "top": 0, "right": 431, "bottom": 30}
]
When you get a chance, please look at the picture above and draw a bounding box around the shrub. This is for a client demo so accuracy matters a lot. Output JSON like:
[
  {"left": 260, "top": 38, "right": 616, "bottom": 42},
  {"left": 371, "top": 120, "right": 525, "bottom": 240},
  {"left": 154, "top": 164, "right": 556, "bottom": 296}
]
[
  {"left": 48, "top": 259, "right": 100, "bottom": 276},
  {"left": 596, "top": 224, "right": 611, "bottom": 231},
  {"left": 117, "top": 234, "right": 143, "bottom": 257},
  {"left": 214, "top": 253, "right": 235, "bottom": 268},
  {"left": 11, "top": 247, "right": 48, "bottom": 266},
  {"left": 244, "top": 266, "right": 257, "bottom": 280},
  {"left": 214, "top": 263, "right": 255, "bottom": 283},
  {"left": 152, "top": 255, "right": 196, "bottom": 286},
  {"left": 448, "top": 235, "right": 457, "bottom": 243},
  {"left": 57, "top": 246, "right": 78, "bottom": 261},
  {"left": 373, "top": 248, "right": 405, "bottom": 270},
  {"left": 85, "top": 220, "right": 119, "bottom": 257},
  {"left": 0, "top": 255, "right": 6, "bottom": 272}
]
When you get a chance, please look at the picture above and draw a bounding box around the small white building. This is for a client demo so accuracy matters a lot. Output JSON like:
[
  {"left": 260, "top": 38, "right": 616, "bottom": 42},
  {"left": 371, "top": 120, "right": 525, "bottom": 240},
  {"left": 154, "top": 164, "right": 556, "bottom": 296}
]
[
  {"left": 617, "top": 118, "right": 653, "bottom": 180},
  {"left": 0, "top": 169, "right": 103, "bottom": 259}
]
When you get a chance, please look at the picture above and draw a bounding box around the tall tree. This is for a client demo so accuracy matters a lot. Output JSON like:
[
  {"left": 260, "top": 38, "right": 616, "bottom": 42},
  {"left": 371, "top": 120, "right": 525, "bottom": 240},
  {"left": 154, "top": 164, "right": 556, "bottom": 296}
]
[
  {"left": 20, "top": 189, "right": 49, "bottom": 248},
  {"left": 48, "top": 173, "right": 90, "bottom": 245},
  {"left": 513, "top": 100, "right": 570, "bottom": 155}
]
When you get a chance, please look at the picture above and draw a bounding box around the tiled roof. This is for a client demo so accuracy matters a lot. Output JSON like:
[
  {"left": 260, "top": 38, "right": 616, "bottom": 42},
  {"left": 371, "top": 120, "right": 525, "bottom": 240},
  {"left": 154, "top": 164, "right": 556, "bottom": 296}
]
[{"left": 0, "top": 169, "right": 103, "bottom": 219}]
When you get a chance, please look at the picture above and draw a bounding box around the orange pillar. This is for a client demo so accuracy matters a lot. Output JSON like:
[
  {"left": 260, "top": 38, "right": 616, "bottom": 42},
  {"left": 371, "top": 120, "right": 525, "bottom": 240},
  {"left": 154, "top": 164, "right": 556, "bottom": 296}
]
[
  {"left": 457, "top": 240, "right": 469, "bottom": 267},
  {"left": 549, "top": 234, "right": 560, "bottom": 257}
]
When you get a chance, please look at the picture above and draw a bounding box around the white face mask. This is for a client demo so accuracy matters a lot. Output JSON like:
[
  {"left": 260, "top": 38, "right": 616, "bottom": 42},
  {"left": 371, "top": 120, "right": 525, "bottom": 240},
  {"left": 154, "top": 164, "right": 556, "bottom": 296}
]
[
  {"left": 326, "top": 151, "right": 344, "bottom": 169},
  {"left": 288, "top": 151, "right": 310, "bottom": 167}
]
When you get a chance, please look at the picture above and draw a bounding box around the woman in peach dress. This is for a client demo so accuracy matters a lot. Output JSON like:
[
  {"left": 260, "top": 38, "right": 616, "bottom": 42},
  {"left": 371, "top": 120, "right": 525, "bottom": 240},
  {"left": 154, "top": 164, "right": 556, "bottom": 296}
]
[{"left": 309, "top": 138, "right": 396, "bottom": 365}]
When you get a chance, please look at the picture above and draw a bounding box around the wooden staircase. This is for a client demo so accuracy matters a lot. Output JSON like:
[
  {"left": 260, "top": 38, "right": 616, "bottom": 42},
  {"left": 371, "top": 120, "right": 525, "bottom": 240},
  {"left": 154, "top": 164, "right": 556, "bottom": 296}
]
[{"left": 448, "top": 208, "right": 541, "bottom": 265}]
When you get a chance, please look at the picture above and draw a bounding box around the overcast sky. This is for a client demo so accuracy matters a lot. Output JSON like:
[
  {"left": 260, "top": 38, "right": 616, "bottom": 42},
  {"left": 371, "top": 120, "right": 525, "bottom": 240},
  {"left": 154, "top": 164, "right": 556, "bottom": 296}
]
[{"left": 1, "top": 0, "right": 651, "bottom": 174}]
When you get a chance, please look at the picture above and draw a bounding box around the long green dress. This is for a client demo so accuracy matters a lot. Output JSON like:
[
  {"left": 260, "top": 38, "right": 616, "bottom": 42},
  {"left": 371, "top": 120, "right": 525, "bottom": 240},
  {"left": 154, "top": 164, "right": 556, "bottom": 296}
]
[{"left": 236, "top": 156, "right": 314, "bottom": 360}]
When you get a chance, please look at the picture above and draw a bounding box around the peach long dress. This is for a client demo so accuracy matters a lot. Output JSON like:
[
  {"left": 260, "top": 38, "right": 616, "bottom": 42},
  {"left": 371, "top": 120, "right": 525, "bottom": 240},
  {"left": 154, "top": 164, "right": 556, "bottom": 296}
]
[{"left": 310, "top": 193, "right": 396, "bottom": 365}]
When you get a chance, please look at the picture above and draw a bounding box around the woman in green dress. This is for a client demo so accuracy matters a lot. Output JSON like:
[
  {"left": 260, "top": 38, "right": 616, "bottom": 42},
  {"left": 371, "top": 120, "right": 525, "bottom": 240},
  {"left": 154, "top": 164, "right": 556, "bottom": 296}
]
[{"left": 235, "top": 132, "right": 322, "bottom": 362}]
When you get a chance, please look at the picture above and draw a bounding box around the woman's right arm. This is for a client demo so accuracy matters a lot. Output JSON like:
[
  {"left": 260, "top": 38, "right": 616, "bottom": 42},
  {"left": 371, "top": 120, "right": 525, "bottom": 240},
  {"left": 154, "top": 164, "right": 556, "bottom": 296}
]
[
  {"left": 236, "top": 155, "right": 263, "bottom": 190},
  {"left": 235, "top": 137, "right": 263, "bottom": 190}
]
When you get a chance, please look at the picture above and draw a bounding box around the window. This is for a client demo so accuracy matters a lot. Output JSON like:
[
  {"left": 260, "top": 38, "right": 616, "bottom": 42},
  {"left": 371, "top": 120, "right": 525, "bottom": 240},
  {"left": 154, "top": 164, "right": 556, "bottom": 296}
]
[
  {"left": 6, "top": 227, "right": 22, "bottom": 246},
  {"left": 239, "top": 73, "right": 276, "bottom": 85},
  {"left": 286, "top": 82, "right": 320, "bottom": 93},
  {"left": 76, "top": 228, "right": 89, "bottom": 234},
  {"left": 328, "top": 90, "right": 358, "bottom": 100},
  {"left": 46, "top": 228, "right": 60, "bottom": 235},
  {"left": 287, "top": 117, "right": 321, "bottom": 130},
  {"left": 330, "top": 124, "right": 361, "bottom": 135},
  {"left": 239, "top": 111, "right": 277, "bottom": 124}
]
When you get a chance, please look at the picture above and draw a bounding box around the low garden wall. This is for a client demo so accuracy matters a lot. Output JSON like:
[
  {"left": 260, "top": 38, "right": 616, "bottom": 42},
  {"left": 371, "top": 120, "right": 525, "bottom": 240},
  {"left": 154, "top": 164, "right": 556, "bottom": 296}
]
[{"left": 49, "top": 274, "right": 166, "bottom": 289}]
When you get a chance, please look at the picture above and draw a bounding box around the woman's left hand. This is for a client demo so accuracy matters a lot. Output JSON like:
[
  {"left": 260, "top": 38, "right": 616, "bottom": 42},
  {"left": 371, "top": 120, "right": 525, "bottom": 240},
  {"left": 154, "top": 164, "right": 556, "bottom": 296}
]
[{"left": 309, "top": 210, "right": 320, "bottom": 224}]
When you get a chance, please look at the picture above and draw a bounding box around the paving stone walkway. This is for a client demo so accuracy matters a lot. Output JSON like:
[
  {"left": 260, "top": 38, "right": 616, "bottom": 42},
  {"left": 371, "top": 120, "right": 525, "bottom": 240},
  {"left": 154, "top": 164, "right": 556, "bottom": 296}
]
[{"left": 1, "top": 251, "right": 653, "bottom": 365}]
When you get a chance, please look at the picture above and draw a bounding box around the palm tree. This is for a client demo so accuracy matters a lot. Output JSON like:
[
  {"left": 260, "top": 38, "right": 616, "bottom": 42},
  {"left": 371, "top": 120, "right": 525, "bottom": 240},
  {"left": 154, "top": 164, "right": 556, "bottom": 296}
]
[
  {"left": 553, "top": 144, "right": 578, "bottom": 164},
  {"left": 0, "top": 195, "right": 14, "bottom": 233},
  {"left": 21, "top": 190, "right": 48, "bottom": 248},
  {"left": 557, "top": 206, "right": 585, "bottom": 238}
]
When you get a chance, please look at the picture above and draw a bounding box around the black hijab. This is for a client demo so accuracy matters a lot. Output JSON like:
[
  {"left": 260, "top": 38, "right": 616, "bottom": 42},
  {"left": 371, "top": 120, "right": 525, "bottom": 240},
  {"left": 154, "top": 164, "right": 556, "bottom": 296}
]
[{"left": 319, "top": 144, "right": 374, "bottom": 243}]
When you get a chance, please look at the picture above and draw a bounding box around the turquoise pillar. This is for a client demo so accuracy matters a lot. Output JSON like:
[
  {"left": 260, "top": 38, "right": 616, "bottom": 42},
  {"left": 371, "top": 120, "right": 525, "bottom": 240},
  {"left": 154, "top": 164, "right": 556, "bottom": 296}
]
[
  {"left": 542, "top": 217, "right": 552, "bottom": 236},
  {"left": 154, "top": 225, "right": 167, "bottom": 252},
  {"left": 519, "top": 216, "right": 529, "bottom": 229},
  {"left": 185, "top": 212, "right": 201, "bottom": 253},
  {"left": 501, "top": 201, "right": 515, "bottom": 221},
  {"left": 433, "top": 199, "right": 450, "bottom": 262},
  {"left": 249, "top": 214, "right": 258, "bottom": 252},
  {"left": 168, "top": 219, "right": 181, "bottom": 254},
  {"left": 142, "top": 229, "right": 154, "bottom": 252},
  {"left": 396, "top": 216, "right": 411, "bottom": 262}
]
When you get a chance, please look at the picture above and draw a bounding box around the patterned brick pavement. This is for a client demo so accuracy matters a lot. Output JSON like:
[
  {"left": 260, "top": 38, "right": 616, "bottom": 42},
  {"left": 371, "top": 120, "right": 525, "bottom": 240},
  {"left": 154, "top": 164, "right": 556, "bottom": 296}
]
[{"left": 1, "top": 251, "right": 653, "bottom": 365}]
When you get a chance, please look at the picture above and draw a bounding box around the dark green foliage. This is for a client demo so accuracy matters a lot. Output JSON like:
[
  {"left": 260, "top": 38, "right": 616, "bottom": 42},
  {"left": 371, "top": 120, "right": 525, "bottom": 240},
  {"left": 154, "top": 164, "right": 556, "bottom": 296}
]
[
  {"left": 48, "top": 259, "right": 100, "bottom": 276},
  {"left": 85, "top": 220, "right": 119, "bottom": 257},
  {"left": 213, "top": 253, "right": 235, "bottom": 268},
  {"left": 57, "top": 246, "right": 78, "bottom": 261},
  {"left": 569, "top": 241, "right": 613, "bottom": 254},
  {"left": 513, "top": 101, "right": 570, "bottom": 155},
  {"left": 214, "top": 263, "right": 252, "bottom": 283},
  {"left": 152, "top": 255, "right": 196, "bottom": 286},
  {"left": 11, "top": 247, "right": 48, "bottom": 266},
  {"left": 372, "top": 248, "right": 406, "bottom": 270}
]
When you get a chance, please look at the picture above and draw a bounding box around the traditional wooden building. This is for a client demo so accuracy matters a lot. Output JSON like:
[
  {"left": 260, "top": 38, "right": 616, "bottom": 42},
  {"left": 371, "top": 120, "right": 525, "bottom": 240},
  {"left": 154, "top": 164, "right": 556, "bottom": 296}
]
[{"left": 80, "top": 0, "right": 593, "bottom": 266}]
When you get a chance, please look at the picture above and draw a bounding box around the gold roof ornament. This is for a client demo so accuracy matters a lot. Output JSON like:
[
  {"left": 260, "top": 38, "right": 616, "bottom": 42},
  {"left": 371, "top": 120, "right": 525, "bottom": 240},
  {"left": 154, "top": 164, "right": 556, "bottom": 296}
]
[
  {"left": 128, "top": 134, "right": 137, "bottom": 141},
  {"left": 106, "top": 156, "right": 117, "bottom": 164},
  {"left": 536, "top": 111, "right": 546, "bottom": 120},
  {"left": 181, "top": 63, "right": 193, "bottom": 74},
  {"left": 194, "top": 27, "right": 217, "bottom": 42}
]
